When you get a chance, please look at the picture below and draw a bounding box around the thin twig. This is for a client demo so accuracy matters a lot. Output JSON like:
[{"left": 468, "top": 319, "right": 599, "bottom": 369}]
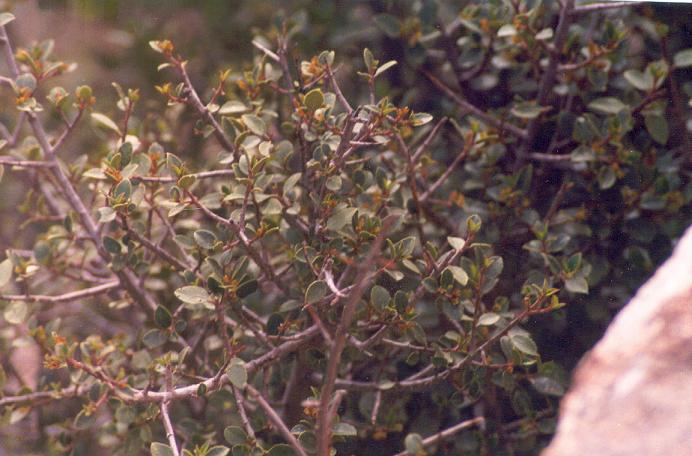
[
  {"left": 316, "top": 216, "right": 396, "bottom": 455},
  {"left": 571, "top": 2, "right": 641, "bottom": 15},
  {"left": 246, "top": 384, "right": 308, "bottom": 456},
  {"left": 133, "top": 169, "right": 235, "bottom": 183},
  {"left": 185, "top": 190, "right": 288, "bottom": 294},
  {"left": 411, "top": 117, "right": 447, "bottom": 163},
  {"left": 516, "top": 0, "right": 574, "bottom": 167},
  {"left": 0, "top": 158, "right": 54, "bottom": 168},
  {"left": 1, "top": 24, "right": 158, "bottom": 315},
  {"left": 392, "top": 417, "right": 485, "bottom": 456},
  {"left": 0, "top": 280, "right": 119, "bottom": 303},
  {"left": 419, "top": 139, "right": 472, "bottom": 202},
  {"left": 423, "top": 69, "right": 528, "bottom": 140},
  {"left": 161, "top": 400, "right": 180, "bottom": 456},
  {"left": 175, "top": 59, "right": 237, "bottom": 158}
]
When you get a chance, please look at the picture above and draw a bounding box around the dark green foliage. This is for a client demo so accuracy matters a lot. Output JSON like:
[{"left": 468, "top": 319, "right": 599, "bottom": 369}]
[{"left": 0, "top": 2, "right": 690, "bottom": 456}]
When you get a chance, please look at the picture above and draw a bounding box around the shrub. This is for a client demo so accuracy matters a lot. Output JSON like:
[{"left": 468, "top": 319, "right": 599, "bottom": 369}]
[{"left": 0, "top": 2, "right": 690, "bottom": 455}]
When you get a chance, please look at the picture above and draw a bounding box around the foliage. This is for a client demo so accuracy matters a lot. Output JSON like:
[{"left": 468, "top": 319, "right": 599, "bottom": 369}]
[{"left": 0, "top": 1, "right": 690, "bottom": 455}]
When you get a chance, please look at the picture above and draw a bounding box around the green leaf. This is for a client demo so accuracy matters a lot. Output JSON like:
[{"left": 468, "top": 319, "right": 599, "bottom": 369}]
[
  {"left": 565, "top": 253, "right": 582, "bottom": 273},
  {"left": 410, "top": 112, "right": 433, "bottom": 126},
  {"left": 219, "top": 100, "right": 248, "bottom": 114},
  {"left": 623, "top": 69, "right": 653, "bottom": 91},
  {"left": 497, "top": 24, "right": 517, "bottom": 37},
  {"left": 363, "top": 48, "right": 375, "bottom": 73},
  {"left": 113, "top": 178, "right": 132, "bottom": 200},
  {"left": 645, "top": 114, "right": 669, "bottom": 145},
  {"left": 103, "top": 236, "right": 122, "bottom": 254},
  {"left": 15, "top": 73, "right": 37, "bottom": 91},
  {"left": 97, "top": 207, "right": 116, "bottom": 223},
  {"left": 374, "top": 60, "right": 397, "bottom": 77},
  {"left": 446, "top": 266, "right": 468, "bottom": 286},
  {"left": 283, "top": 173, "right": 301, "bottom": 195},
  {"left": 91, "top": 112, "right": 122, "bottom": 135},
  {"left": 597, "top": 166, "right": 616, "bottom": 190},
  {"left": 305, "top": 280, "right": 327, "bottom": 304},
  {"left": 318, "top": 50, "right": 335, "bottom": 66},
  {"left": 570, "top": 145, "right": 595, "bottom": 163},
  {"left": 0, "top": 12, "right": 16, "bottom": 26},
  {"left": 478, "top": 312, "right": 500, "bottom": 326},
  {"left": 177, "top": 174, "right": 196, "bottom": 189},
  {"left": 466, "top": 214, "right": 482, "bottom": 233},
  {"left": 374, "top": 14, "right": 401, "bottom": 37},
  {"left": 326, "top": 206, "right": 357, "bottom": 231},
  {"left": 404, "top": 433, "right": 424, "bottom": 455},
  {"left": 587, "top": 97, "right": 627, "bottom": 115},
  {"left": 370, "top": 285, "right": 391, "bottom": 310},
  {"left": 3, "top": 301, "right": 27, "bottom": 325},
  {"left": 207, "top": 446, "right": 231, "bottom": 456},
  {"left": 447, "top": 236, "right": 465, "bottom": 251},
  {"left": 150, "top": 442, "right": 176, "bottom": 456},
  {"left": 224, "top": 425, "right": 247, "bottom": 445},
  {"left": 325, "top": 175, "right": 342, "bottom": 192},
  {"left": 673, "top": 48, "right": 692, "bottom": 68},
  {"left": 73, "top": 410, "right": 97, "bottom": 430},
  {"left": 226, "top": 358, "right": 247, "bottom": 388},
  {"left": 304, "top": 88, "right": 324, "bottom": 112},
  {"left": 236, "top": 279, "right": 258, "bottom": 298},
  {"left": 175, "top": 286, "right": 212, "bottom": 306},
  {"left": 83, "top": 168, "right": 107, "bottom": 180},
  {"left": 332, "top": 422, "right": 357, "bottom": 437},
  {"left": 565, "top": 277, "right": 589, "bottom": 294},
  {"left": 193, "top": 229, "right": 217, "bottom": 249},
  {"left": 142, "top": 328, "right": 167, "bottom": 349},
  {"left": 397, "top": 236, "right": 416, "bottom": 257},
  {"left": 115, "top": 405, "right": 135, "bottom": 424},
  {"left": 511, "top": 334, "right": 539, "bottom": 357},
  {"left": 0, "top": 258, "right": 13, "bottom": 288},
  {"left": 530, "top": 376, "right": 565, "bottom": 397},
  {"left": 511, "top": 102, "right": 545, "bottom": 119},
  {"left": 155, "top": 305, "right": 173, "bottom": 328},
  {"left": 535, "top": 28, "right": 553, "bottom": 41},
  {"left": 241, "top": 114, "right": 266, "bottom": 136}
]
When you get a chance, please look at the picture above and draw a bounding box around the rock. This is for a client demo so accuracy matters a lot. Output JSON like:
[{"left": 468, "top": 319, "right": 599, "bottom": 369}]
[{"left": 544, "top": 226, "right": 692, "bottom": 456}]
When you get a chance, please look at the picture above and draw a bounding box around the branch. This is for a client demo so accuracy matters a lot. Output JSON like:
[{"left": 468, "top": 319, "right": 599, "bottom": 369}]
[
  {"left": 185, "top": 190, "right": 289, "bottom": 294},
  {"left": 232, "top": 385, "right": 256, "bottom": 440},
  {"left": 419, "top": 138, "right": 472, "bottom": 202},
  {"left": 125, "top": 227, "right": 191, "bottom": 272},
  {"left": 175, "top": 60, "right": 237, "bottom": 158},
  {"left": 422, "top": 69, "right": 528, "bottom": 140},
  {"left": 127, "top": 325, "right": 321, "bottom": 403},
  {"left": 252, "top": 39, "right": 280, "bottom": 62},
  {"left": 1, "top": 24, "right": 157, "bottom": 315},
  {"left": 133, "top": 169, "right": 235, "bottom": 183},
  {"left": 0, "top": 158, "right": 54, "bottom": 168},
  {"left": 160, "top": 400, "right": 180, "bottom": 456},
  {"left": 571, "top": 2, "right": 642, "bottom": 15},
  {"left": 316, "top": 215, "right": 396, "bottom": 455},
  {"left": 322, "top": 308, "right": 531, "bottom": 393},
  {"left": 326, "top": 62, "right": 353, "bottom": 114},
  {"left": 0, "top": 384, "right": 89, "bottom": 407},
  {"left": 411, "top": 117, "right": 447, "bottom": 163},
  {"left": 0, "top": 280, "right": 119, "bottom": 303},
  {"left": 516, "top": 0, "right": 574, "bottom": 166},
  {"left": 246, "top": 384, "right": 308, "bottom": 456},
  {"left": 392, "top": 417, "right": 485, "bottom": 456}
]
